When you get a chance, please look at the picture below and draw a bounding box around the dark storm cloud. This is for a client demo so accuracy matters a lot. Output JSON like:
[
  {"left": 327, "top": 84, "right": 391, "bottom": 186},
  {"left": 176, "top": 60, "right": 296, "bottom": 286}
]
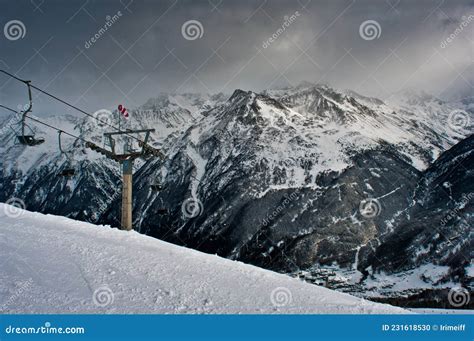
[{"left": 0, "top": 0, "right": 473, "bottom": 116}]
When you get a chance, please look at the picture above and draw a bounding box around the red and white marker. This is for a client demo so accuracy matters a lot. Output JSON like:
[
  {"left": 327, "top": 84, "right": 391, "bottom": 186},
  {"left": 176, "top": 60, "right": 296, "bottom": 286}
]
[{"left": 118, "top": 104, "right": 129, "bottom": 119}]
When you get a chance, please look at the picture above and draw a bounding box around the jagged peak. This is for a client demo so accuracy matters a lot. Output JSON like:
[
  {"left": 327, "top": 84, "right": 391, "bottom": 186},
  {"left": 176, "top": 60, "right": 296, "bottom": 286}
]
[
  {"left": 229, "top": 89, "right": 253, "bottom": 101},
  {"left": 343, "top": 89, "right": 385, "bottom": 106}
]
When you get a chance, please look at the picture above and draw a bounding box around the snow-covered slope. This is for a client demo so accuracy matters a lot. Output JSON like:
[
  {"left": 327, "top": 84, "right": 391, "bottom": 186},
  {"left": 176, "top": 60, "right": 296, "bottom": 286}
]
[{"left": 0, "top": 204, "right": 407, "bottom": 314}]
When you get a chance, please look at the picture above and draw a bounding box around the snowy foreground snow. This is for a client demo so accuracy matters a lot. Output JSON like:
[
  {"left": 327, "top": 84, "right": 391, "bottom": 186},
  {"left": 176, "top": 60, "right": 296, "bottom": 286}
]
[{"left": 0, "top": 204, "right": 408, "bottom": 314}]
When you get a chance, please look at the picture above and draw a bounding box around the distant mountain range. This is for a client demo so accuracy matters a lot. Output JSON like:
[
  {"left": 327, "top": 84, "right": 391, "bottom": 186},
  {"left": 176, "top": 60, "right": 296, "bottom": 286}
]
[{"left": 1, "top": 82, "right": 472, "bottom": 307}]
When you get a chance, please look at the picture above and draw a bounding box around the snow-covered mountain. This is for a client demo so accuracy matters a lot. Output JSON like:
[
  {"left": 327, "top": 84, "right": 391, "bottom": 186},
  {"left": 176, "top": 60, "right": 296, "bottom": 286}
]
[
  {"left": 289, "top": 134, "right": 473, "bottom": 308},
  {"left": 0, "top": 83, "right": 472, "bottom": 307},
  {"left": 0, "top": 205, "right": 407, "bottom": 314},
  {"left": 357, "top": 134, "right": 473, "bottom": 307},
  {"left": 133, "top": 92, "right": 228, "bottom": 147},
  {"left": 0, "top": 93, "right": 225, "bottom": 223}
]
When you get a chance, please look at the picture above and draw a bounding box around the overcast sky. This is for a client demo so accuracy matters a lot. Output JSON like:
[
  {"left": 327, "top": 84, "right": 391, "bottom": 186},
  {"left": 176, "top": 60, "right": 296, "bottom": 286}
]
[{"left": 0, "top": 0, "right": 473, "bottom": 116}]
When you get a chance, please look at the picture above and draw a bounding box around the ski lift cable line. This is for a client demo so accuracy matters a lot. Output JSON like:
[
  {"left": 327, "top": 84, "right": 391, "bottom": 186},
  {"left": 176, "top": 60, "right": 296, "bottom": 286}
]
[
  {"left": 0, "top": 104, "right": 19, "bottom": 114},
  {"left": 26, "top": 116, "right": 91, "bottom": 146},
  {"left": 0, "top": 69, "right": 148, "bottom": 145},
  {"left": 3, "top": 103, "right": 207, "bottom": 213},
  {"left": 3, "top": 102, "right": 167, "bottom": 168},
  {"left": 0, "top": 71, "right": 204, "bottom": 191},
  {"left": 0, "top": 102, "right": 91, "bottom": 145}
]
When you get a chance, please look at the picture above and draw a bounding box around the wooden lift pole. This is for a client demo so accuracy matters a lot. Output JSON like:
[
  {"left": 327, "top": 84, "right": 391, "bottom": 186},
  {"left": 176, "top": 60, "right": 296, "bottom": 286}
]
[
  {"left": 86, "top": 128, "right": 163, "bottom": 231},
  {"left": 121, "top": 159, "right": 133, "bottom": 230}
]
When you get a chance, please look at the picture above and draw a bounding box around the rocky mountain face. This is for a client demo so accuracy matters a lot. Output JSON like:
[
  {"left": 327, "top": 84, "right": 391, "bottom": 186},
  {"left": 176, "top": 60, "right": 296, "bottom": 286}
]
[
  {"left": 361, "top": 134, "right": 473, "bottom": 283},
  {"left": 1, "top": 83, "right": 472, "bottom": 306}
]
